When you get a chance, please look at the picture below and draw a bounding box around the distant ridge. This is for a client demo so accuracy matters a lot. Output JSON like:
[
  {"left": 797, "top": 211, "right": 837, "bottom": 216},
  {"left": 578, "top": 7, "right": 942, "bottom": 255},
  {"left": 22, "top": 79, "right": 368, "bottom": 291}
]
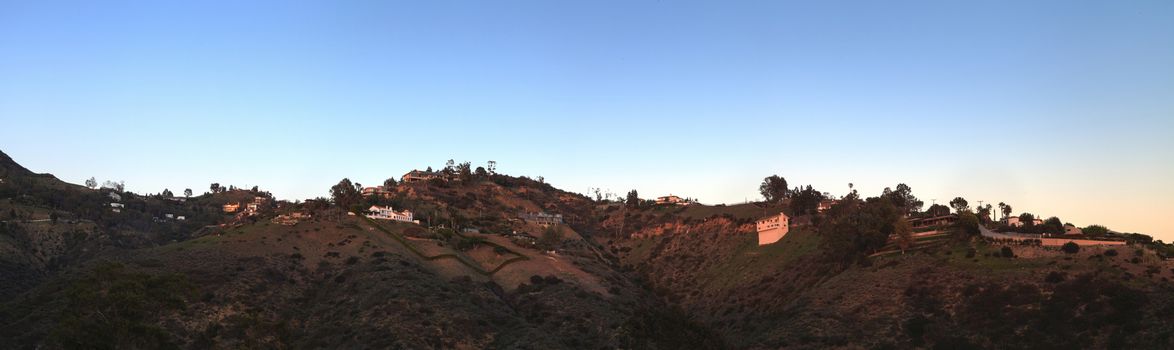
[{"left": 0, "top": 149, "right": 33, "bottom": 177}]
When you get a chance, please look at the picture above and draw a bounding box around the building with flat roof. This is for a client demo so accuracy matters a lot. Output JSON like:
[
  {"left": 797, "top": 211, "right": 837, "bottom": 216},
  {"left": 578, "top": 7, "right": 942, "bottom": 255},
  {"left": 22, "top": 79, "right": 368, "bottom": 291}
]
[
  {"left": 757, "top": 212, "right": 790, "bottom": 245},
  {"left": 401, "top": 170, "right": 440, "bottom": 183},
  {"left": 367, "top": 205, "right": 417, "bottom": 223}
]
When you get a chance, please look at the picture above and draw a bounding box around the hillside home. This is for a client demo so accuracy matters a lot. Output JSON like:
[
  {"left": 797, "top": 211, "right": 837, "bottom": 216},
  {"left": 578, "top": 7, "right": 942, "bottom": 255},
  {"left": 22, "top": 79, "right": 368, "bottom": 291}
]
[
  {"left": 757, "top": 212, "right": 790, "bottom": 245},
  {"left": 1006, "top": 217, "right": 1022, "bottom": 227},
  {"left": 1064, "top": 224, "right": 1083, "bottom": 235},
  {"left": 367, "top": 205, "right": 417, "bottom": 223},
  {"left": 519, "top": 212, "right": 563, "bottom": 227},
  {"left": 246, "top": 203, "right": 259, "bottom": 213},
  {"left": 655, "top": 195, "right": 690, "bottom": 205},
  {"left": 401, "top": 170, "right": 440, "bottom": 183},
  {"left": 223, "top": 203, "right": 240, "bottom": 213},
  {"left": 107, "top": 192, "right": 122, "bottom": 202},
  {"left": 164, "top": 213, "right": 174, "bottom": 219},
  {"left": 818, "top": 199, "right": 839, "bottom": 212},
  {"left": 361, "top": 186, "right": 393, "bottom": 197},
  {"left": 176, "top": 216, "right": 186, "bottom": 221},
  {"left": 910, "top": 215, "right": 958, "bottom": 229}
]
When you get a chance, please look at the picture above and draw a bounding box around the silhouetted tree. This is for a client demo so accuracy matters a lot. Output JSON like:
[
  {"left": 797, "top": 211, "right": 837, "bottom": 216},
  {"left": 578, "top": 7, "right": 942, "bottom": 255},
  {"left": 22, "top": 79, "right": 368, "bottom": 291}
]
[
  {"left": 949, "top": 197, "right": 969, "bottom": 213},
  {"left": 791, "top": 185, "right": 824, "bottom": 215},
  {"left": 759, "top": 175, "right": 788, "bottom": 203},
  {"left": 184, "top": 188, "right": 192, "bottom": 197},
  {"left": 458, "top": 162, "right": 473, "bottom": 181},
  {"left": 926, "top": 204, "right": 950, "bottom": 217},
  {"left": 475, "top": 166, "right": 488, "bottom": 178},
  {"left": 161, "top": 189, "right": 173, "bottom": 198},
  {"left": 1084, "top": 225, "right": 1109, "bottom": 236},
  {"left": 331, "top": 178, "right": 360, "bottom": 211},
  {"left": 210, "top": 183, "right": 220, "bottom": 194},
  {"left": 626, "top": 190, "right": 640, "bottom": 209},
  {"left": 383, "top": 177, "right": 397, "bottom": 188},
  {"left": 85, "top": 177, "right": 97, "bottom": 189},
  {"left": 1019, "top": 213, "right": 1036, "bottom": 227}
]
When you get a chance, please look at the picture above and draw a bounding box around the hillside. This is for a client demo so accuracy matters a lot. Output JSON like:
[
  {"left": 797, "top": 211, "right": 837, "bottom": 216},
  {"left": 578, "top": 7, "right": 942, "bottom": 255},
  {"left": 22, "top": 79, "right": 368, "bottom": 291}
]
[
  {"left": 3, "top": 150, "right": 1174, "bottom": 349},
  {"left": 611, "top": 203, "right": 1174, "bottom": 349},
  {"left": 0, "top": 154, "right": 720, "bottom": 349}
]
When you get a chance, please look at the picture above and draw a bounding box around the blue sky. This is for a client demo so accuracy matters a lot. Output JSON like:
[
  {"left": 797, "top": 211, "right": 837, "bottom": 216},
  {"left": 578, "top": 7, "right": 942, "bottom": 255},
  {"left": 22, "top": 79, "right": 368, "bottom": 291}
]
[{"left": 2, "top": 1, "right": 1172, "bottom": 239}]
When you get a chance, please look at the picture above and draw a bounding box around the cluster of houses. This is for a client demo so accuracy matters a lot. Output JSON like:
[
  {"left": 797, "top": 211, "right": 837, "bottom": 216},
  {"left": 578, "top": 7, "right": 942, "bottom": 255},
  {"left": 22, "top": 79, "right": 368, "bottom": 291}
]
[
  {"left": 271, "top": 211, "right": 311, "bottom": 226},
  {"left": 223, "top": 196, "right": 269, "bottom": 216},
  {"left": 519, "top": 211, "right": 563, "bottom": 227}
]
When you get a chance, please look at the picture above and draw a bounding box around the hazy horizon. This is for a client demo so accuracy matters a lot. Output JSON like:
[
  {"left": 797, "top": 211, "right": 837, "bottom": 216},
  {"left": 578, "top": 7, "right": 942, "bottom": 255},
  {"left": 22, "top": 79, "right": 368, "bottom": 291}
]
[{"left": 3, "top": 1, "right": 1172, "bottom": 240}]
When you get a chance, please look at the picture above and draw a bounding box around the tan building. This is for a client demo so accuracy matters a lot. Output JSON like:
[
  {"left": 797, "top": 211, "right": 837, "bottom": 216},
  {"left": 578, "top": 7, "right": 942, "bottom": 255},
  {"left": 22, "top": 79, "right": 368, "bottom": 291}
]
[
  {"left": 223, "top": 203, "right": 240, "bottom": 213},
  {"left": 757, "top": 212, "right": 790, "bottom": 245},
  {"left": 1064, "top": 224, "right": 1083, "bottom": 235}
]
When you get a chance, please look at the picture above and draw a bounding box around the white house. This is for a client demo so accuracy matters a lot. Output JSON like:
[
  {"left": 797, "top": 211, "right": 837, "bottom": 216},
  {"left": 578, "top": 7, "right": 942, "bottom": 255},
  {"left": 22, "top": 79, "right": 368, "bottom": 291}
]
[
  {"left": 367, "top": 205, "right": 417, "bottom": 223},
  {"left": 655, "top": 195, "right": 689, "bottom": 205},
  {"left": 756, "top": 212, "right": 790, "bottom": 245}
]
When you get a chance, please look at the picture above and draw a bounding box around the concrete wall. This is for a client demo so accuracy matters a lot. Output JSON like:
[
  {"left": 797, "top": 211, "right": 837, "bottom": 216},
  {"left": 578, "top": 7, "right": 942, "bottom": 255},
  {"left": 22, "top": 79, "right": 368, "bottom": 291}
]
[
  {"left": 1040, "top": 238, "right": 1126, "bottom": 247},
  {"left": 758, "top": 227, "right": 788, "bottom": 246}
]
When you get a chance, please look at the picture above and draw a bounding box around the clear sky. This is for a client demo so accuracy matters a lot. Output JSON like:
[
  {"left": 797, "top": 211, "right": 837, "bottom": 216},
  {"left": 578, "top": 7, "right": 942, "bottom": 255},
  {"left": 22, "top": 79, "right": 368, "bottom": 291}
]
[{"left": 2, "top": 1, "right": 1172, "bottom": 240}]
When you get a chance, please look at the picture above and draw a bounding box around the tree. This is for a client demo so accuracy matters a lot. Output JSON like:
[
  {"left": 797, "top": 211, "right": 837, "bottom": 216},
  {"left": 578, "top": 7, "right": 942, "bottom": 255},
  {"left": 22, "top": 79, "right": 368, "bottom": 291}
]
[
  {"left": 251, "top": 185, "right": 259, "bottom": 192},
  {"left": 85, "top": 177, "right": 97, "bottom": 189},
  {"left": 161, "top": 189, "right": 173, "bottom": 198},
  {"left": 894, "top": 218, "right": 913, "bottom": 252},
  {"left": 383, "top": 177, "right": 397, "bottom": 188},
  {"left": 1042, "top": 217, "right": 1064, "bottom": 234},
  {"left": 330, "top": 178, "right": 360, "bottom": 210},
  {"left": 1019, "top": 213, "right": 1036, "bottom": 227},
  {"left": 210, "top": 183, "right": 220, "bottom": 194},
  {"left": 626, "top": 190, "right": 640, "bottom": 209},
  {"left": 457, "top": 162, "right": 473, "bottom": 181},
  {"left": 949, "top": 197, "right": 969, "bottom": 213},
  {"left": 539, "top": 225, "right": 563, "bottom": 250},
  {"left": 184, "top": 188, "right": 192, "bottom": 198},
  {"left": 976, "top": 205, "right": 993, "bottom": 223},
  {"left": 475, "top": 166, "right": 488, "bottom": 178},
  {"left": 883, "top": 183, "right": 922, "bottom": 215},
  {"left": 1061, "top": 242, "right": 1080, "bottom": 254},
  {"left": 443, "top": 159, "right": 456, "bottom": 176},
  {"left": 115, "top": 181, "right": 124, "bottom": 192},
  {"left": 957, "top": 211, "right": 980, "bottom": 237},
  {"left": 791, "top": 185, "right": 824, "bottom": 215},
  {"left": 759, "top": 175, "right": 788, "bottom": 203},
  {"left": 1083, "top": 225, "right": 1109, "bottom": 237},
  {"left": 926, "top": 204, "right": 950, "bottom": 217},
  {"left": 487, "top": 160, "right": 497, "bottom": 175},
  {"left": 1001, "top": 203, "right": 1012, "bottom": 221}
]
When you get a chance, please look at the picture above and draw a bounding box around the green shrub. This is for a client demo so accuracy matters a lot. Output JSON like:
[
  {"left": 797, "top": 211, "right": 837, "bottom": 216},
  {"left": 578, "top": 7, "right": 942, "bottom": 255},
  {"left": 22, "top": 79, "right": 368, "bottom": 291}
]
[{"left": 1061, "top": 242, "right": 1080, "bottom": 254}]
